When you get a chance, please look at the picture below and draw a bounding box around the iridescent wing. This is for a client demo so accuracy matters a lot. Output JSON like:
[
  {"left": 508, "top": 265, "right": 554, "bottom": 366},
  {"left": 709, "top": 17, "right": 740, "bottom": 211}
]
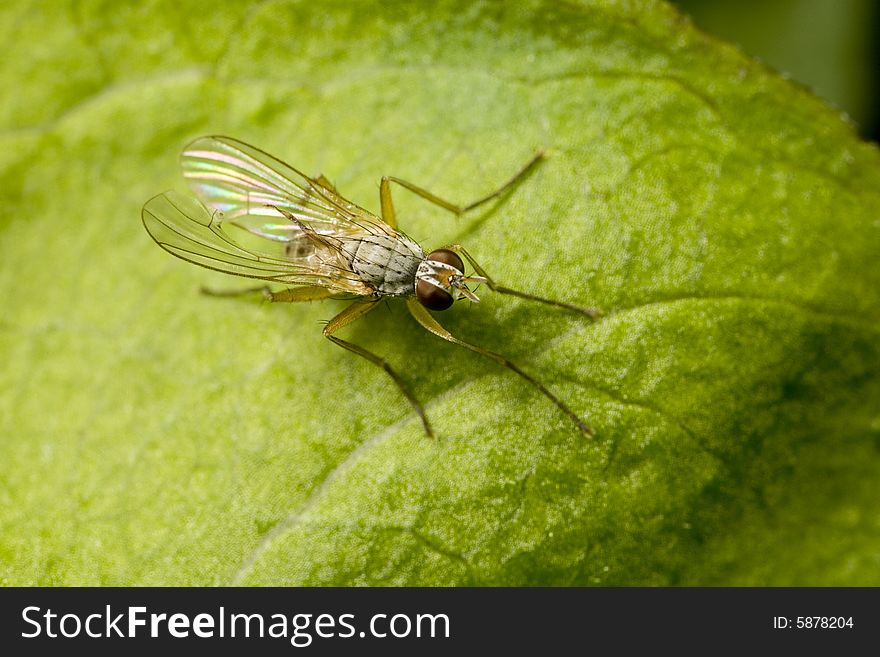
[
  {"left": 141, "top": 135, "right": 404, "bottom": 294},
  {"left": 141, "top": 190, "right": 372, "bottom": 295},
  {"left": 180, "top": 135, "right": 394, "bottom": 238}
]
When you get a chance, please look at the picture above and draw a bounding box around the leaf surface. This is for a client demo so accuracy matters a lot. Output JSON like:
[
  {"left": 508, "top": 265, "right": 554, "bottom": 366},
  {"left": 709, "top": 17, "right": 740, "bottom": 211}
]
[{"left": 2, "top": 0, "right": 879, "bottom": 585}]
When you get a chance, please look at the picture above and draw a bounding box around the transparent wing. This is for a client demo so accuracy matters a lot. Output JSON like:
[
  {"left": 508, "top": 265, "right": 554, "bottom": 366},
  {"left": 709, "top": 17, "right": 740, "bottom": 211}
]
[
  {"left": 141, "top": 190, "right": 371, "bottom": 294},
  {"left": 180, "top": 135, "right": 392, "bottom": 238}
]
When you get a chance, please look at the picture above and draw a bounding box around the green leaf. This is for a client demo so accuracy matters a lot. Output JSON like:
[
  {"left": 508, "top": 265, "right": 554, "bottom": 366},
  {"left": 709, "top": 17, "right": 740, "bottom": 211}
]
[{"left": 2, "top": 0, "right": 879, "bottom": 586}]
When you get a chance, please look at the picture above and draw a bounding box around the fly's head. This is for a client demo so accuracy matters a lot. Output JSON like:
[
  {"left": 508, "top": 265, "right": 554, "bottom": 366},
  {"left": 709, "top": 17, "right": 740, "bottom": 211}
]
[{"left": 415, "top": 249, "right": 486, "bottom": 311}]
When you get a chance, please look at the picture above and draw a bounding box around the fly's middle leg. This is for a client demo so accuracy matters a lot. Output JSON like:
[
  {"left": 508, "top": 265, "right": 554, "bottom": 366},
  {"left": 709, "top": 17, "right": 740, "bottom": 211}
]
[
  {"left": 378, "top": 150, "right": 545, "bottom": 230},
  {"left": 324, "top": 301, "right": 436, "bottom": 438},
  {"left": 313, "top": 174, "right": 337, "bottom": 193}
]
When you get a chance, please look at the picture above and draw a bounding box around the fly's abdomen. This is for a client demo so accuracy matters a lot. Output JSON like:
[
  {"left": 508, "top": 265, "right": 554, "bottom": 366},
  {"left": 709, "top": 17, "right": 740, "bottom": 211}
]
[{"left": 343, "top": 235, "right": 424, "bottom": 296}]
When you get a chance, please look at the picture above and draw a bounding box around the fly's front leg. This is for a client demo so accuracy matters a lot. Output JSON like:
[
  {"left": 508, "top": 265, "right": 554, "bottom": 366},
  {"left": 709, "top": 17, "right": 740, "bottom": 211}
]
[
  {"left": 200, "top": 285, "right": 337, "bottom": 303},
  {"left": 379, "top": 150, "right": 545, "bottom": 230},
  {"left": 325, "top": 301, "right": 435, "bottom": 438},
  {"left": 441, "top": 244, "right": 601, "bottom": 319},
  {"left": 406, "top": 299, "right": 594, "bottom": 436}
]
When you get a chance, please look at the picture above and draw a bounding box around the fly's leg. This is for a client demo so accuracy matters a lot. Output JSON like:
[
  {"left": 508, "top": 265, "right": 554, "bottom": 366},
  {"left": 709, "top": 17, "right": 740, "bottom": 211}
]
[
  {"left": 379, "top": 150, "right": 545, "bottom": 230},
  {"left": 314, "top": 174, "right": 337, "bottom": 193},
  {"left": 377, "top": 154, "right": 601, "bottom": 317},
  {"left": 200, "top": 285, "right": 337, "bottom": 303},
  {"left": 200, "top": 286, "right": 433, "bottom": 434},
  {"left": 441, "top": 244, "right": 602, "bottom": 319},
  {"left": 325, "top": 301, "right": 435, "bottom": 438},
  {"left": 406, "top": 298, "right": 594, "bottom": 436}
]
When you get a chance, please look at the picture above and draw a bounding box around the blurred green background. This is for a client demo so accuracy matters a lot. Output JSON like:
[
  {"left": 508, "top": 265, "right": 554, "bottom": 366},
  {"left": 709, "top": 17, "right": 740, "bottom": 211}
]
[{"left": 676, "top": 0, "right": 879, "bottom": 139}]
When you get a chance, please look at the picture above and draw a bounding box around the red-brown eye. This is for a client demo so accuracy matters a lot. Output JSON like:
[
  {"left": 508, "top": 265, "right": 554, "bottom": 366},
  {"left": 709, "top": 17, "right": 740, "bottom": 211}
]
[
  {"left": 427, "top": 249, "right": 464, "bottom": 272},
  {"left": 416, "top": 279, "right": 454, "bottom": 310}
]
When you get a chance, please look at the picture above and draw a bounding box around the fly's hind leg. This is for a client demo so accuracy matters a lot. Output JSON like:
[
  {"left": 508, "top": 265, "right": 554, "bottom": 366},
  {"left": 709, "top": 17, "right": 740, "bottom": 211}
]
[
  {"left": 200, "top": 285, "right": 337, "bottom": 303},
  {"left": 379, "top": 150, "right": 545, "bottom": 230},
  {"left": 441, "top": 244, "right": 601, "bottom": 319},
  {"left": 325, "top": 301, "right": 435, "bottom": 438},
  {"left": 407, "top": 298, "right": 594, "bottom": 436}
]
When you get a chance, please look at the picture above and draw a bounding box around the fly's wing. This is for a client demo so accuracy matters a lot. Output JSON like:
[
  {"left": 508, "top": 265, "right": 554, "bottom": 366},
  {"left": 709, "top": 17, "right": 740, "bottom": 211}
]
[
  {"left": 141, "top": 190, "right": 372, "bottom": 295},
  {"left": 180, "top": 135, "right": 394, "bottom": 239}
]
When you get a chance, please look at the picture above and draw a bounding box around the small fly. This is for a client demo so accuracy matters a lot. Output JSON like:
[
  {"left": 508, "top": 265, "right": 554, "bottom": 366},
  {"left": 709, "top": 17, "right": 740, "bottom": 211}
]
[{"left": 142, "top": 136, "right": 601, "bottom": 437}]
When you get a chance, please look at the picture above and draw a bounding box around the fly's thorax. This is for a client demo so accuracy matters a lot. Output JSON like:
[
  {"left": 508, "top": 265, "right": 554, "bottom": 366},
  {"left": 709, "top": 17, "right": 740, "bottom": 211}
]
[{"left": 341, "top": 234, "right": 424, "bottom": 296}]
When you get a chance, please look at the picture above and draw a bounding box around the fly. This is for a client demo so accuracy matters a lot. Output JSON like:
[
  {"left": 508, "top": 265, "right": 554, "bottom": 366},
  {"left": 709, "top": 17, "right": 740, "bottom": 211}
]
[{"left": 142, "top": 136, "right": 601, "bottom": 437}]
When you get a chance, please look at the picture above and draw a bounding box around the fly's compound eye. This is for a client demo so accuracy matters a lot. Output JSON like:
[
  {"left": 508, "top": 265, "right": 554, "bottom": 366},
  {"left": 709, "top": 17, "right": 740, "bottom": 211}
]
[
  {"left": 417, "top": 280, "right": 454, "bottom": 310},
  {"left": 417, "top": 249, "right": 464, "bottom": 310},
  {"left": 426, "top": 249, "right": 464, "bottom": 272}
]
